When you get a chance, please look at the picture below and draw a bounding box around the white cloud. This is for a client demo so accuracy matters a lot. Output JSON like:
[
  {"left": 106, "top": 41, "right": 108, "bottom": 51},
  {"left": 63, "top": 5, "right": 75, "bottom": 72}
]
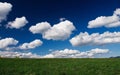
[
  {"left": 0, "top": 38, "right": 18, "bottom": 49},
  {"left": 0, "top": 38, "right": 42, "bottom": 50},
  {"left": 0, "top": 2, "right": 12, "bottom": 22},
  {"left": 19, "top": 39, "right": 43, "bottom": 50},
  {"left": 43, "top": 48, "right": 109, "bottom": 58},
  {"left": 60, "top": 18, "right": 66, "bottom": 21},
  {"left": 88, "top": 8, "right": 120, "bottom": 28},
  {"left": 43, "top": 20, "right": 76, "bottom": 40},
  {"left": 0, "top": 48, "right": 109, "bottom": 58},
  {"left": 70, "top": 31, "right": 120, "bottom": 46},
  {"left": 114, "top": 8, "right": 120, "bottom": 16},
  {"left": 29, "top": 20, "right": 76, "bottom": 40},
  {"left": 7, "top": 16, "right": 28, "bottom": 29},
  {"left": 0, "top": 51, "right": 41, "bottom": 58},
  {"left": 0, "top": 38, "right": 42, "bottom": 57},
  {"left": 29, "top": 22, "right": 51, "bottom": 34}
]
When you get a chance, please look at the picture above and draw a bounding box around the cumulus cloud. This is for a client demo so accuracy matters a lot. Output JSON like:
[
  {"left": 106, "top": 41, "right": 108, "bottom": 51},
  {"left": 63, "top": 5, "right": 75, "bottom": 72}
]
[
  {"left": 0, "top": 38, "right": 18, "bottom": 49},
  {"left": 29, "top": 20, "right": 76, "bottom": 40},
  {"left": 0, "top": 38, "right": 42, "bottom": 50},
  {"left": 29, "top": 22, "right": 51, "bottom": 34},
  {"left": 114, "top": 8, "right": 120, "bottom": 16},
  {"left": 88, "top": 8, "right": 120, "bottom": 28},
  {"left": 0, "top": 51, "right": 41, "bottom": 58},
  {"left": 43, "top": 48, "right": 109, "bottom": 58},
  {"left": 70, "top": 31, "right": 120, "bottom": 46},
  {"left": 0, "top": 48, "right": 109, "bottom": 58},
  {"left": 0, "top": 2, "right": 12, "bottom": 22},
  {"left": 7, "top": 16, "right": 28, "bottom": 29},
  {"left": 19, "top": 39, "right": 43, "bottom": 50}
]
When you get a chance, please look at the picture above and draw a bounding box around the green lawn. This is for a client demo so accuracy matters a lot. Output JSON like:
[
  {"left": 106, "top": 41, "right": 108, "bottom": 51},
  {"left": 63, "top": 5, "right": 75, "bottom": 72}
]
[{"left": 0, "top": 58, "right": 120, "bottom": 75}]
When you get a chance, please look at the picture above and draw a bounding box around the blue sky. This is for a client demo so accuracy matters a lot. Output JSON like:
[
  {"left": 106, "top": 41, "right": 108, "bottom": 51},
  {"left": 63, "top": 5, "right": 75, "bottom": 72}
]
[{"left": 0, "top": 0, "right": 120, "bottom": 58}]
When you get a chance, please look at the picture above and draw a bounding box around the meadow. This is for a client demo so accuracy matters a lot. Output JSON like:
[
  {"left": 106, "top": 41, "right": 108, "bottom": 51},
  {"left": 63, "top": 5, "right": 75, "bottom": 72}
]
[{"left": 0, "top": 58, "right": 120, "bottom": 75}]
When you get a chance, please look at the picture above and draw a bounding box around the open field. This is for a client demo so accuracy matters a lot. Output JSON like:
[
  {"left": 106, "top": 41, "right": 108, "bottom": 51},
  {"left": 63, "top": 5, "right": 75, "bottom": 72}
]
[{"left": 0, "top": 58, "right": 120, "bottom": 75}]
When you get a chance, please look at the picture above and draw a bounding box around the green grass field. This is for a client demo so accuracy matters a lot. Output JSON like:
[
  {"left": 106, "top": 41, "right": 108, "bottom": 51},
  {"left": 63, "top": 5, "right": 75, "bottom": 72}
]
[{"left": 0, "top": 58, "right": 120, "bottom": 75}]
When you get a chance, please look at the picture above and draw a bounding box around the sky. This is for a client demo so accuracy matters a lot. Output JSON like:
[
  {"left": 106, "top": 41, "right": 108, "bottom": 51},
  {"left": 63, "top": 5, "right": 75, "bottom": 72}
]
[{"left": 0, "top": 0, "right": 120, "bottom": 58}]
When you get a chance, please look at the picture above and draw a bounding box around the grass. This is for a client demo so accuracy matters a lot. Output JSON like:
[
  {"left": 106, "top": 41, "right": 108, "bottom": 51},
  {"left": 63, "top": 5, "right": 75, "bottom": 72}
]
[{"left": 0, "top": 58, "right": 120, "bottom": 75}]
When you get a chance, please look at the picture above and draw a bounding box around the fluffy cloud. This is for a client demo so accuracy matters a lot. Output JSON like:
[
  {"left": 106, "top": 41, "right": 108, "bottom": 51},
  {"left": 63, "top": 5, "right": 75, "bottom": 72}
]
[
  {"left": 19, "top": 39, "right": 43, "bottom": 50},
  {"left": 0, "top": 38, "right": 18, "bottom": 49},
  {"left": 114, "top": 8, "right": 120, "bottom": 16},
  {"left": 43, "top": 48, "right": 109, "bottom": 58},
  {"left": 0, "top": 2, "right": 12, "bottom": 22},
  {"left": 29, "top": 20, "right": 76, "bottom": 40},
  {"left": 0, "top": 51, "right": 41, "bottom": 58},
  {"left": 70, "top": 31, "right": 120, "bottom": 46},
  {"left": 88, "top": 8, "right": 120, "bottom": 28},
  {"left": 0, "top": 48, "right": 109, "bottom": 58},
  {"left": 7, "top": 16, "right": 28, "bottom": 29},
  {"left": 0, "top": 38, "right": 42, "bottom": 50},
  {"left": 29, "top": 22, "right": 51, "bottom": 34}
]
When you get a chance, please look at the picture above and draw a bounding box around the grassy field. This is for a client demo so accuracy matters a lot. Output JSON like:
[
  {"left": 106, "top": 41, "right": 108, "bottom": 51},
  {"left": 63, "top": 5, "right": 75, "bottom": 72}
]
[{"left": 0, "top": 58, "right": 120, "bottom": 75}]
